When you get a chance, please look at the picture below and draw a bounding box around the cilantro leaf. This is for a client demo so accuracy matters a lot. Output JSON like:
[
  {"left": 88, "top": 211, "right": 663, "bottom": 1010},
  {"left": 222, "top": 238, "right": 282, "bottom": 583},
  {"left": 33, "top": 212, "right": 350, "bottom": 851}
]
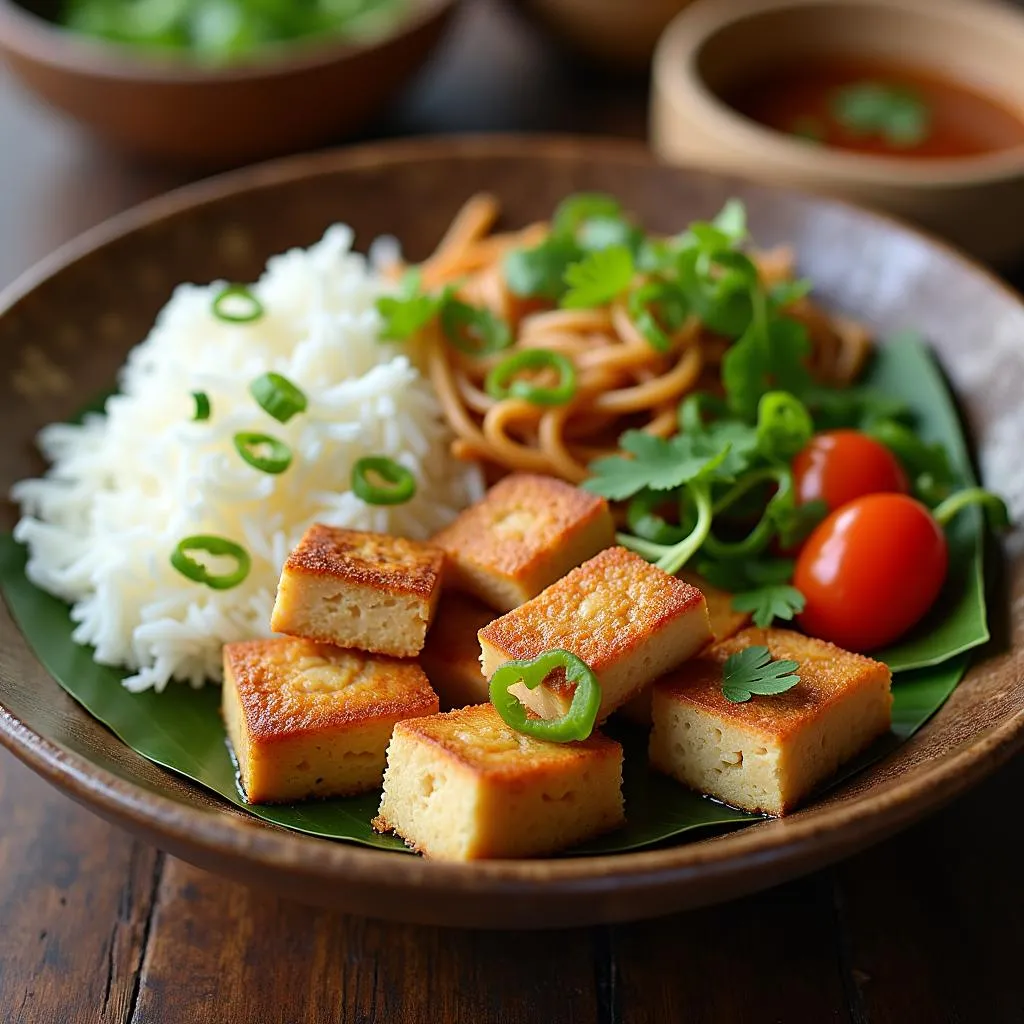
[
  {"left": 831, "top": 82, "right": 930, "bottom": 147},
  {"left": 561, "top": 245, "right": 635, "bottom": 309},
  {"left": 578, "top": 216, "right": 644, "bottom": 255},
  {"left": 375, "top": 274, "right": 441, "bottom": 341},
  {"left": 721, "top": 645, "right": 801, "bottom": 703},
  {"left": 756, "top": 391, "right": 814, "bottom": 463},
  {"left": 696, "top": 557, "right": 794, "bottom": 594},
  {"left": 805, "top": 385, "right": 910, "bottom": 431},
  {"left": 712, "top": 198, "right": 747, "bottom": 243},
  {"left": 552, "top": 193, "right": 623, "bottom": 236},
  {"left": 439, "top": 298, "right": 512, "bottom": 355},
  {"left": 722, "top": 316, "right": 812, "bottom": 420},
  {"left": 731, "top": 585, "right": 806, "bottom": 628},
  {"left": 504, "top": 235, "right": 581, "bottom": 300},
  {"left": 584, "top": 430, "right": 734, "bottom": 501}
]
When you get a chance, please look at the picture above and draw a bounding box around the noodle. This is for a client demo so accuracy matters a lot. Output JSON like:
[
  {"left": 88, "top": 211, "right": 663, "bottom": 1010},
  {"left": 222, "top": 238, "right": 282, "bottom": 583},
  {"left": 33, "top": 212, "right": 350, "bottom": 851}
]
[{"left": 415, "top": 195, "right": 870, "bottom": 481}]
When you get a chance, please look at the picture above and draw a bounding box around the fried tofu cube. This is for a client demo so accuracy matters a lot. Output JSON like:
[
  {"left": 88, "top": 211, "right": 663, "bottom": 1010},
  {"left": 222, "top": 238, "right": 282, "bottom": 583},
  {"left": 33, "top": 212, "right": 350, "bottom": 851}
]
[
  {"left": 649, "top": 628, "right": 892, "bottom": 816},
  {"left": 222, "top": 637, "right": 438, "bottom": 804},
  {"left": 479, "top": 547, "right": 712, "bottom": 723},
  {"left": 432, "top": 473, "right": 615, "bottom": 612},
  {"left": 419, "top": 592, "right": 495, "bottom": 710},
  {"left": 619, "top": 569, "right": 750, "bottom": 726},
  {"left": 270, "top": 524, "right": 444, "bottom": 657},
  {"left": 373, "top": 703, "right": 624, "bottom": 860}
]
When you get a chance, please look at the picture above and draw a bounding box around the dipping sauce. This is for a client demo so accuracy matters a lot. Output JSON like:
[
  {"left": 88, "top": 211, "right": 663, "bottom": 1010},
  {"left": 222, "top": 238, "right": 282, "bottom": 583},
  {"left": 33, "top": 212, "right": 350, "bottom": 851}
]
[{"left": 723, "top": 59, "right": 1024, "bottom": 159}]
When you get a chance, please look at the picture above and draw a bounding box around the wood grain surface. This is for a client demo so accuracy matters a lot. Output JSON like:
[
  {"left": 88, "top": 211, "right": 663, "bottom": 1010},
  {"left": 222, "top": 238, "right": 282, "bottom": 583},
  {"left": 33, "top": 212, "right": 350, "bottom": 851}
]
[{"left": 1, "top": 1, "right": 1022, "bottom": 1020}]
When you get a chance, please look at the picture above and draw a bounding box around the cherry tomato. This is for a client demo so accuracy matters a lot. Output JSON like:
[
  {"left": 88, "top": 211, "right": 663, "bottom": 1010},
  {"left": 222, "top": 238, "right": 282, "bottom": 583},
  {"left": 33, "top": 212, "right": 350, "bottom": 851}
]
[
  {"left": 794, "top": 493, "right": 947, "bottom": 651},
  {"left": 793, "top": 430, "right": 909, "bottom": 512}
]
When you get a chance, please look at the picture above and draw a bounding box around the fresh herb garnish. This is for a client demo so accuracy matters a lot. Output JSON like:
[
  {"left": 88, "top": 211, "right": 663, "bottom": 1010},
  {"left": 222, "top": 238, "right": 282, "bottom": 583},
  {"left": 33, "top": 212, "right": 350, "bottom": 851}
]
[
  {"left": 732, "top": 585, "right": 807, "bottom": 629},
  {"left": 440, "top": 299, "right": 512, "bottom": 356},
  {"left": 561, "top": 245, "right": 635, "bottom": 309},
  {"left": 375, "top": 272, "right": 443, "bottom": 342},
  {"left": 721, "top": 645, "right": 801, "bottom": 703},
  {"left": 831, "top": 81, "right": 931, "bottom": 147},
  {"left": 503, "top": 234, "right": 581, "bottom": 300}
]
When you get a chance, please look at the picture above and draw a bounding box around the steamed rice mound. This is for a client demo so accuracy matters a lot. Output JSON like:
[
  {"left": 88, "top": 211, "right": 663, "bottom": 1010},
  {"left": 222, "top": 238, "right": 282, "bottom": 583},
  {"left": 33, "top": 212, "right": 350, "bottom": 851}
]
[{"left": 12, "top": 226, "right": 482, "bottom": 693}]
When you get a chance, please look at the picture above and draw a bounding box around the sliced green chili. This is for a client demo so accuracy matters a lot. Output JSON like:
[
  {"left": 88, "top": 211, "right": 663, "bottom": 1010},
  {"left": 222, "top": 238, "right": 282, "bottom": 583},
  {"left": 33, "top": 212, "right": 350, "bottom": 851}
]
[
  {"left": 212, "top": 284, "right": 264, "bottom": 324},
  {"left": 170, "top": 535, "right": 251, "bottom": 591},
  {"left": 351, "top": 456, "right": 416, "bottom": 506},
  {"left": 191, "top": 391, "right": 211, "bottom": 422},
  {"left": 485, "top": 349, "right": 577, "bottom": 406},
  {"left": 440, "top": 298, "right": 512, "bottom": 356},
  {"left": 233, "top": 432, "right": 292, "bottom": 475},
  {"left": 489, "top": 649, "right": 601, "bottom": 743},
  {"left": 249, "top": 372, "right": 307, "bottom": 424}
]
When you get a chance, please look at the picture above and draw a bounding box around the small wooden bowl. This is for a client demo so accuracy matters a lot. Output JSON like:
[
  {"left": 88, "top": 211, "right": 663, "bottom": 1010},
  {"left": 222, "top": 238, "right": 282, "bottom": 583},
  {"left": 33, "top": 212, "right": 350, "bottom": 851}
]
[
  {"left": 0, "top": 0, "right": 458, "bottom": 169},
  {"left": 507, "top": 0, "right": 695, "bottom": 71},
  {"left": 1, "top": 137, "right": 1022, "bottom": 928},
  {"left": 651, "top": 0, "right": 1024, "bottom": 264}
]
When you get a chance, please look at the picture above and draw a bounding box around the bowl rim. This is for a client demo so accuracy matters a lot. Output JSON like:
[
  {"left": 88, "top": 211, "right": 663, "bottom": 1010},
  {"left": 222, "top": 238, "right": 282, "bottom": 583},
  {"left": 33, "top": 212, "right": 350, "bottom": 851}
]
[
  {"left": 0, "top": 0, "right": 458, "bottom": 82},
  {"left": 1, "top": 133, "right": 1023, "bottom": 907},
  {"left": 654, "top": 0, "right": 1024, "bottom": 187}
]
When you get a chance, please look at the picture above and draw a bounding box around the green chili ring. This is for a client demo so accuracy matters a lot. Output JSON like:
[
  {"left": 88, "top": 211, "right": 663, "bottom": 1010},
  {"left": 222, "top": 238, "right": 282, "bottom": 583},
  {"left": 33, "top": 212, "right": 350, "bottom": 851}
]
[
  {"left": 212, "top": 284, "right": 264, "bottom": 324},
  {"left": 233, "top": 432, "right": 292, "bottom": 475},
  {"left": 250, "top": 372, "right": 307, "bottom": 424},
  {"left": 191, "top": 391, "right": 211, "bottom": 422},
  {"left": 352, "top": 456, "right": 417, "bottom": 506},
  {"left": 485, "top": 349, "right": 577, "bottom": 406},
  {"left": 171, "top": 535, "right": 251, "bottom": 591},
  {"left": 627, "top": 282, "right": 688, "bottom": 354},
  {"left": 489, "top": 649, "right": 601, "bottom": 743}
]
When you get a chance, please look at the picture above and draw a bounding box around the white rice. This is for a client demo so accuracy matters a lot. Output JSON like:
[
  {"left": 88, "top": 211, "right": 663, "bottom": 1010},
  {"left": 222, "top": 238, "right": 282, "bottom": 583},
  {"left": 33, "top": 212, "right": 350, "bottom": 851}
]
[{"left": 12, "top": 226, "right": 483, "bottom": 693}]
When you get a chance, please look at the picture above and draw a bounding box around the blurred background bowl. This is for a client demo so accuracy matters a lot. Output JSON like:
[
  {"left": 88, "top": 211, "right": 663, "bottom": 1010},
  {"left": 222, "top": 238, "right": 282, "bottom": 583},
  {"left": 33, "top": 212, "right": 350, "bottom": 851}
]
[
  {"left": 651, "top": 0, "right": 1024, "bottom": 264},
  {"left": 0, "top": 0, "right": 458, "bottom": 169},
  {"left": 507, "top": 0, "right": 695, "bottom": 72}
]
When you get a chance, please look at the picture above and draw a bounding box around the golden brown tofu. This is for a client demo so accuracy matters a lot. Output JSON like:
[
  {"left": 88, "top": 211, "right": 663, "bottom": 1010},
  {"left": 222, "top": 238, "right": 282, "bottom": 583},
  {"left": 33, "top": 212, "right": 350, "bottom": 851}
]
[
  {"left": 479, "top": 547, "right": 712, "bottom": 723},
  {"left": 619, "top": 569, "right": 750, "bottom": 725},
  {"left": 374, "top": 703, "right": 624, "bottom": 860},
  {"left": 270, "top": 524, "right": 444, "bottom": 657},
  {"left": 222, "top": 637, "right": 438, "bottom": 804},
  {"left": 432, "top": 473, "right": 615, "bottom": 612},
  {"left": 649, "top": 628, "right": 892, "bottom": 816},
  {"left": 419, "top": 592, "right": 494, "bottom": 711}
]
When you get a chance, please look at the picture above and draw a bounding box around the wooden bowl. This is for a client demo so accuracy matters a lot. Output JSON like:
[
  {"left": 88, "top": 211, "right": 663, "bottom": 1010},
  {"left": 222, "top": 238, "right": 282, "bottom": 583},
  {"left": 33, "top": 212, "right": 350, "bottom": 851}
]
[
  {"left": 507, "top": 0, "right": 695, "bottom": 71},
  {"left": 651, "top": 0, "right": 1024, "bottom": 265},
  {"left": 1, "top": 136, "right": 1022, "bottom": 928},
  {"left": 0, "top": 0, "right": 457, "bottom": 169}
]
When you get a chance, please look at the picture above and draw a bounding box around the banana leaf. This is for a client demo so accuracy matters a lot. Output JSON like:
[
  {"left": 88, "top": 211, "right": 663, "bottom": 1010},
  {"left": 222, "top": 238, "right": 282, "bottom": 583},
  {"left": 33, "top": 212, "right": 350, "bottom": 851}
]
[{"left": 0, "top": 337, "right": 989, "bottom": 854}]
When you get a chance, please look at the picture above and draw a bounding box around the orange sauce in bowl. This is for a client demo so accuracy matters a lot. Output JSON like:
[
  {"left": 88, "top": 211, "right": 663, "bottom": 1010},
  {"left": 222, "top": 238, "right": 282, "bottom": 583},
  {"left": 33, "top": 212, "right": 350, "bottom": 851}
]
[{"left": 722, "top": 59, "right": 1024, "bottom": 159}]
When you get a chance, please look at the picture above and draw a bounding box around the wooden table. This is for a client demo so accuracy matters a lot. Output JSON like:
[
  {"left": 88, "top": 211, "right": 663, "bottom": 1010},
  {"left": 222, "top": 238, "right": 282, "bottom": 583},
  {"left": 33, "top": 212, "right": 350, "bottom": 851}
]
[{"left": 1, "top": 3, "right": 1022, "bottom": 1020}]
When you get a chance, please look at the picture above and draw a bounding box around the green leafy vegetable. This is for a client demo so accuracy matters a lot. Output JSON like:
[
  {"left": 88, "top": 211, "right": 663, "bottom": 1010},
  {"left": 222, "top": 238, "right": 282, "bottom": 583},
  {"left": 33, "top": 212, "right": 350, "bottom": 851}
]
[
  {"left": 832, "top": 81, "right": 931, "bottom": 147},
  {"left": 440, "top": 299, "right": 512, "bottom": 356},
  {"left": 503, "top": 235, "right": 581, "bottom": 300},
  {"left": 551, "top": 193, "right": 623, "bottom": 236},
  {"left": 732, "top": 585, "right": 806, "bottom": 629},
  {"left": 375, "top": 277, "right": 441, "bottom": 342},
  {"left": 561, "top": 245, "right": 635, "bottom": 309},
  {"left": 721, "top": 645, "right": 801, "bottom": 703}
]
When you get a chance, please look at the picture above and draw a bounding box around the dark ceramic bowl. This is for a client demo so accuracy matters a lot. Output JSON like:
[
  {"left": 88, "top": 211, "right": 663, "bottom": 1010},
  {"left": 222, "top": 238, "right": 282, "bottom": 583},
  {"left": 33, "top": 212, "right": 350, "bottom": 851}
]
[
  {"left": 0, "top": 137, "right": 1022, "bottom": 928},
  {"left": 0, "top": 0, "right": 458, "bottom": 168}
]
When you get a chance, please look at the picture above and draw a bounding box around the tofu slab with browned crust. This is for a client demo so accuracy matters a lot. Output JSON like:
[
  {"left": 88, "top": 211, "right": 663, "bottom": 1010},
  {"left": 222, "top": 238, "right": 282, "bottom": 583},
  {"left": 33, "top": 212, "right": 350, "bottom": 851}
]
[
  {"left": 419, "top": 592, "right": 495, "bottom": 711},
  {"left": 374, "top": 703, "right": 624, "bottom": 860},
  {"left": 223, "top": 637, "right": 438, "bottom": 804},
  {"left": 649, "top": 628, "right": 892, "bottom": 816},
  {"left": 619, "top": 568, "right": 751, "bottom": 726},
  {"left": 270, "top": 524, "right": 444, "bottom": 657},
  {"left": 478, "top": 547, "right": 712, "bottom": 723},
  {"left": 432, "top": 473, "right": 615, "bottom": 612}
]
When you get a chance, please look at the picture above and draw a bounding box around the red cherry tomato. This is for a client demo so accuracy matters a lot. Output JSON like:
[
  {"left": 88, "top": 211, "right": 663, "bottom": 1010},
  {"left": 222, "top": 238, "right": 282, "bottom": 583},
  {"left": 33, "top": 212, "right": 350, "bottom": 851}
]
[
  {"left": 794, "top": 493, "right": 947, "bottom": 652},
  {"left": 793, "top": 430, "right": 909, "bottom": 512}
]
